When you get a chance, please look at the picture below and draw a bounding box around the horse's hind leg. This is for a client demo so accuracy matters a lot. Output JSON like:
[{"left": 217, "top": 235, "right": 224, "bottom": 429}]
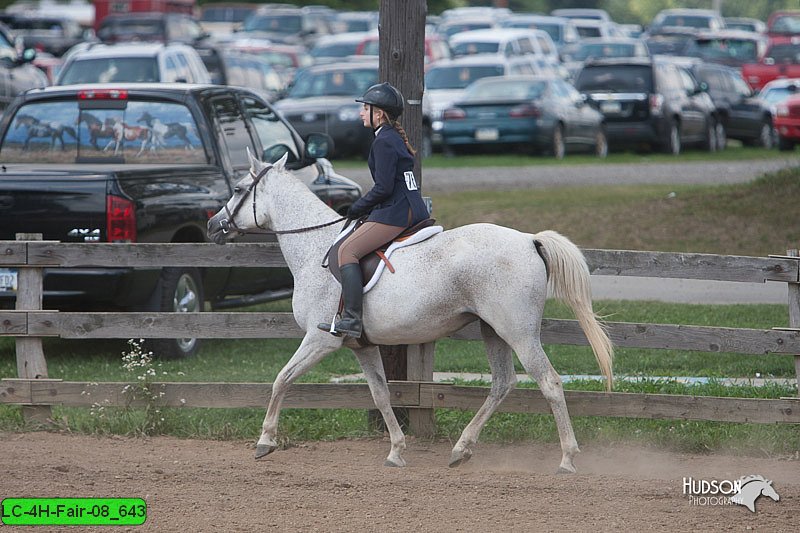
[
  {"left": 256, "top": 333, "right": 341, "bottom": 459},
  {"left": 449, "top": 321, "right": 517, "bottom": 468},
  {"left": 353, "top": 346, "right": 407, "bottom": 467},
  {"left": 515, "top": 337, "right": 580, "bottom": 474}
]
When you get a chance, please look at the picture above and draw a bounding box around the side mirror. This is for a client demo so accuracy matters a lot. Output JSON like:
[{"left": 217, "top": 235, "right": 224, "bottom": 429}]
[
  {"left": 305, "top": 132, "right": 332, "bottom": 159},
  {"left": 21, "top": 48, "right": 37, "bottom": 63},
  {"left": 698, "top": 81, "right": 708, "bottom": 93}
]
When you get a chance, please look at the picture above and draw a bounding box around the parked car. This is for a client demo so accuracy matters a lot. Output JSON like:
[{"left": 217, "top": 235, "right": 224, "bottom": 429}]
[
  {"left": 449, "top": 27, "right": 562, "bottom": 76},
  {"left": 688, "top": 61, "right": 774, "bottom": 149},
  {"left": 56, "top": 43, "right": 211, "bottom": 85},
  {"left": 0, "top": 82, "right": 362, "bottom": 357},
  {"left": 766, "top": 11, "right": 800, "bottom": 41},
  {"left": 436, "top": 17, "right": 496, "bottom": 40},
  {"left": 196, "top": 47, "right": 284, "bottom": 101},
  {"left": 741, "top": 41, "right": 800, "bottom": 91},
  {"left": 680, "top": 30, "right": 768, "bottom": 69},
  {"left": 3, "top": 14, "right": 88, "bottom": 57},
  {"left": 335, "top": 11, "right": 379, "bottom": 33},
  {"left": 574, "top": 57, "right": 717, "bottom": 154},
  {"left": 221, "top": 38, "right": 312, "bottom": 87},
  {"left": 355, "top": 32, "right": 451, "bottom": 69},
  {"left": 0, "top": 22, "right": 48, "bottom": 112},
  {"left": 274, "top": 60, "right": 378, "bottom": 158},
  {"left": 570, "top": 18, "right": 621, "bottom": 39},
  {"left": 644, "top": 27, "right": 697, "bottom": 56},
  {"left": 424, "top": 55, "right": 551, "bottom": 150},
  {"left": 647, "top": 8, "right": 727, "bottom": 35},
  {"left": 500, "top": 14, "right": 580, "bottom": 52},
  {"left": 550, "top": 8, "right": 612, "bottom": 23},
  {"left": 239, "top": 5, "right": 333, "bottom": 48},
  {"left": 97, "top": 12, "right": 209, "bottom": 47},
  {"left": 440, "top": 75, "right": 607, "bottom": 159},
  {"left": 774, "top": 93, "right": 800, "bottom": 150},
  {"left": 759, "top": 77, "right": 800, "bottom": 109},
  {"left": 559, "top": 37, "right": 649, "bottom": 80}
]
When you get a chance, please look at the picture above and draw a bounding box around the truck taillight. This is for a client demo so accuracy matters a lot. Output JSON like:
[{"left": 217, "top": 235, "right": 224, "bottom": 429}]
[
  {"left": 107, "top": 195, "right": 136, "bottom": 243},
  {"left": 649, "top": 94, "right": 664, "bottom": 115}
]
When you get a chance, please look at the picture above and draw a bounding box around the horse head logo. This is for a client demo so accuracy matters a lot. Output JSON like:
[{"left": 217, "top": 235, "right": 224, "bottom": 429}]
[{"left": 730, "top": 475, "right": 780, "bottom": 513}]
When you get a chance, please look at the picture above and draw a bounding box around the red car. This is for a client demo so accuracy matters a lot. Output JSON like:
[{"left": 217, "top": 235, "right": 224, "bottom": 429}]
[{"left": 774, "top": 93, "right": 800, "bottom": 150}]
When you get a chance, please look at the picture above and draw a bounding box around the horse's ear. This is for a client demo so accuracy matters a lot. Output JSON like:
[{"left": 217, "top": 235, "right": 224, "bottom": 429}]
[
  {"left": 275, "top": 152, "right": 289, "bottom": 170},
  {"left": 246, "top": 146, "right": 256, "bottom": 168}
]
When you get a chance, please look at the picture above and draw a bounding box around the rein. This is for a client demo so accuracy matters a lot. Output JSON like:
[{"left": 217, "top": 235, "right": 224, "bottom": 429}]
[{"left": 220, "top": 165, "right": 347, "bottom": 236}]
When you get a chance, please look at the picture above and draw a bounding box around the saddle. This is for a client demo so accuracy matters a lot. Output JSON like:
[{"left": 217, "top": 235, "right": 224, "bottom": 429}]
[{"left": 325, "top": 218, "right": 441, "bottom": 290}]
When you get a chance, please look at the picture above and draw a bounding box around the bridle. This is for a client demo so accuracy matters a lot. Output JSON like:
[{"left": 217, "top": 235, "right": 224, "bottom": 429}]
[{"left": 219, "top": 164, "right": 346, "bottom": 236}]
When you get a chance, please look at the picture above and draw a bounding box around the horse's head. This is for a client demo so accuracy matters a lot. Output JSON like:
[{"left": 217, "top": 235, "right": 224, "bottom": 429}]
[
  {"left": 138, "top": 112, "right": 153, "bottom": 126},
  {"left": 761, "top": 480, "right": 780, "bottom": 502},
  {"left": 207, "top": 147, "right": 289, "bottom": 245},
  {"left": 14, "top": 114, "right": 33, "bottom": 129}
]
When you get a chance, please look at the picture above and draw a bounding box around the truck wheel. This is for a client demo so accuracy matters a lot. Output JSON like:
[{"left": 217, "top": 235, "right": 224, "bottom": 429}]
[
  {"left": 594, "top": 127, "right": 608, "bottom": 158},
  {"left": 550, "top": 124, "right": 565, "bottom": 159},
  {"left": 703, "top": 118, "right": 717, "bottom": 152},
  {"left": 715, "top": 121, "right": 727, "bottom": 151},
  {"left": 759, "top": 120, "right": 774, "bottom": 149},
  {"left": 778, "top": 135, "right": 795, "bottom": 152},
  {"left": 148, "top": 267, "right": 204, "bottom": 359},
  {"left": 662, "top": 120, "right": 681, "bottom": 155}
]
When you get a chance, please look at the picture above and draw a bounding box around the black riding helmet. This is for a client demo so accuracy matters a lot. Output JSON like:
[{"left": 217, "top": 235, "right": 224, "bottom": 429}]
[{"left": 355, "top": 82, "right": 404, "bottom": 120}]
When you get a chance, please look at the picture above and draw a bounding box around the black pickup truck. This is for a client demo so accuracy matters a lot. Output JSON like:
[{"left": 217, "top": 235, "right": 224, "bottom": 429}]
[{"left": 0, "top": 83, "right": 362, "bottom": 357}]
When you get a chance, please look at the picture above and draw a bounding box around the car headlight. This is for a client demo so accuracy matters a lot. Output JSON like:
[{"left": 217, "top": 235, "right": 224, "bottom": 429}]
[
  {"left": 338, "top": 106, "right": 361, "bottom": 122},
  {"left": 776, "top": 105, "right": 789, "bottom": 117}
]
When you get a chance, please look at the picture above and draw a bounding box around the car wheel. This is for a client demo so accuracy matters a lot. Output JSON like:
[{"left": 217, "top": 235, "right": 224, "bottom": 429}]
[
  {"left": 778, "top": 135, "right": 795, "bottom": 152},
  {"left": 594, "top": 127, "right": 608, "bottom": 158},
  {"left": 715, "top": 120, "right": 727, "bottom": 151},
  {"left": 759, "top": 120, "right": 774, "bottom": 149},
  {"left": 147, "top": 267, "right": 204, "bottom": 359},
  {"left": 703, "top": 118, "right": 717, "bottom": 152},
  {"left": 662, "top": 120, "right": 681, "bottom": 155},
  {"left": 550, "top": 124, "right": 565, "bottom": 159}
]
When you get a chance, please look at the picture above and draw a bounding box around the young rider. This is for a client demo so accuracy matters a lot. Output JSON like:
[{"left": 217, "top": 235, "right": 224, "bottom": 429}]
[{"left": 318, "top": 82, "right": 430, "bottom": 339}]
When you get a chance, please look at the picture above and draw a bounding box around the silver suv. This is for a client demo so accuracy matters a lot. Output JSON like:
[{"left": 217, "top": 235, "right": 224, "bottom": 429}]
[{"left": 56, "top": 43, "right": 211, "bottom": 85}]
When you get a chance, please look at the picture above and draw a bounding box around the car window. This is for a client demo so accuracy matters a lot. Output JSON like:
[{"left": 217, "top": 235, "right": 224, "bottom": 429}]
[
  {"left": 518, "top": 37, "right": 534, "bottom": 54},
  {"left": 59, "top": 58, "right": 160, "bottom": 84},
  {"left": 677, "top": 67, "right": 698, "bottom": 93},
  {"left": 243, "top": 14, "right": 303, "bottom": 34},
  {"left": 288, "top": 67, "right": 377, "bottom": 97},
  {"left": 575, "top": 64, "right": 653, "bottom": 92},
  {"left": 465, "top": 79, "right": 546, "bottom": 100},
  {"left": 425, "top": 65, "right": 506, "bottom": 89},
  {"left": 1, "top": 99, "right": 206, "bottom": 164},
  {"left": 729, "top": 72, "right": 752, "bottom": 97},
  {"left": 241, "top": 96, "right": 299, "bottom": 163},
  {"left": 536, "top": 35, "right": 554, "bottom": 55},
  {"left": 452, "top": 41, "right": 500, "bottom": 56},
  {"left": 209, "top": 95, "right": 254, "bottom": 169}
]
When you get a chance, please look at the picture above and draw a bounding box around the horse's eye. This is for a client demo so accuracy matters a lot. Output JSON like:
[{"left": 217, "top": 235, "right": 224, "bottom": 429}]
[{"left": 234, "top": 186, "right": 242, "bottom": 194}]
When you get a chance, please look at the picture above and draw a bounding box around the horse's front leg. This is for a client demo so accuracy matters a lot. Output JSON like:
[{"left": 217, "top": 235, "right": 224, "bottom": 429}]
[
  {"left": 256, "top": 333, "right": 341, "bottom": 459},
  {"left": 353, "top": 346, "right": 407, "bottom": 467}
]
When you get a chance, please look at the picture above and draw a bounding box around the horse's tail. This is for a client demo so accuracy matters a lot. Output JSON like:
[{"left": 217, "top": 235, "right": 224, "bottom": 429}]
[{"left": 533, "top": 230, "right": 614, "bottom": 391}]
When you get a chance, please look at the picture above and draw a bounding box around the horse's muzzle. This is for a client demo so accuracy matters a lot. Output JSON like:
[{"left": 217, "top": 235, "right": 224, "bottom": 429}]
[{"left": 207, "top": 217, "right": 228, "bottom": 245}]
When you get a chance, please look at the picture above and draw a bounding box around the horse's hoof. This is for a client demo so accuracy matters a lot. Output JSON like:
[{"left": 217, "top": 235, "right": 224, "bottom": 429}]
[
  {"left": 255, "top": 444, "right": 277, "bottom": 459},
  {"left": 556, "top": 466, "right": 576, "bottom": 475},
  {"left": 384, "top": 458, "right": 406, "bottom": 468},
  {"left": 448, "top": 449, "right": 472, "bottom": 468}
]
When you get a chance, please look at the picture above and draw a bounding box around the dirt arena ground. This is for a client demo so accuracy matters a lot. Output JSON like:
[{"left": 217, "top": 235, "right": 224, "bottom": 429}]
[{"left": 0, "top": 432, "right": 796, "bottom": 532}]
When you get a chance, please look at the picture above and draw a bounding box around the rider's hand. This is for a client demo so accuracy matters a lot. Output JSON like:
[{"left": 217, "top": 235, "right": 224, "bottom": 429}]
[{"left": 347, "top": 204, "right": 367, "bottom": 219}]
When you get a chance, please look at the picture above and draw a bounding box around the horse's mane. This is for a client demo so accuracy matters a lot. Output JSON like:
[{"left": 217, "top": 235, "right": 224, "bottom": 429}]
[{"left": 739, "top": 474, "right": 770, "bottom": 485}]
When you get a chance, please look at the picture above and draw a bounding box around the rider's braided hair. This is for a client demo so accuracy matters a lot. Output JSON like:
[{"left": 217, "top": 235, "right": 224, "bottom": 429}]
[{"left": 392, "top": 119, "right": 416, "bottom": 156}]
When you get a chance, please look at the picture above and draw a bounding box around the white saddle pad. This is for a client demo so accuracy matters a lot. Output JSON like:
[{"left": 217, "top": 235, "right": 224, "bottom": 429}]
[{"left": 363, "top": 225, "right": 443, "bottom": 293}]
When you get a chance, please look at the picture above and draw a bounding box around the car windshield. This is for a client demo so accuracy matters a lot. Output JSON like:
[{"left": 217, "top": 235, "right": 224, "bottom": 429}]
[
  {"left": 59, "top": 58, "right": 160, "bottom": 84},
  {"left": 765, "top": 45, "right": 800, "bottom": 64},
  {"left": 569, "top": 43, "right": 639, "bottom": 61},
  {"left": 0, "top": 100, "right": 207, "bottom": 164},
  {"left": 505, "top": 21, "right": 561, "bottom": 41},
  {"left": 761, "top": 85, "right": 799, "bottom": 104},
  {"left": 656, "top": 15, "right": 714, "bottom": 29},
  {"left": 426, "top": 65, "right": 506, "bottom": 89},
  {"left": 451, "top": 41, "right": 500, "bottom": 56},
  {"left": 770, "top": 14, "right": 800, "bottom": 34},
  {"left": 98, "top": 20, "right": 164, "bottom": 42},
  {"left": 311, "top": 41, "right": 361, "bottom": 59},
  {"left": 201, "top": 7, "right": 254, "bottom": 23},
  {"left": 287, "top": 68, "right": 377, "bottom": 97},
  {"left": 576, "top": 64, "right": 653, "bottom": 92},
  {"left": 463, "top": 79, "right": 546, "bottom": 101},
  {"left": 243, "top": 14, "right": 303, "bottom": 34},
  {"left": 440, "top": 22, "right": 492, "bottom": 39},
  {"left": 685, "top": 38, "right": 760, "bottom": 62}
]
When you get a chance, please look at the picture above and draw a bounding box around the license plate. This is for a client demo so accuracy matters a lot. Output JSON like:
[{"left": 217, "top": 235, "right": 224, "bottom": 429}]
[
  {"left": 475, "top": 128, "right": 499, "bottom": 141},
  {"left": 601, "top": 101, "right": 622, "bottom": 114},
  {"left": 0, "top": 268, "right": 17, "bottom": 292}
]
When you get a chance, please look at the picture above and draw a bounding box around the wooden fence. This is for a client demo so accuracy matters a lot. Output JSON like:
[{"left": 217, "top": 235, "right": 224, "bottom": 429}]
[{"left": 2, "top": 237, "right": 800, "bottom": 436}]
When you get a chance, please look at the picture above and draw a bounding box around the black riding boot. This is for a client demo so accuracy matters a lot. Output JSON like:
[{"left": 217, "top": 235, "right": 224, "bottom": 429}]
[{"left": 318, "top": 263, "right": 363, "bottom": 338}]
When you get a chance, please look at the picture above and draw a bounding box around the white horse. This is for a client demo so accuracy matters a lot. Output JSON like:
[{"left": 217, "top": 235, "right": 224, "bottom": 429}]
[{"left": 207, "top": 149, "right": 613, "bottom": 473}]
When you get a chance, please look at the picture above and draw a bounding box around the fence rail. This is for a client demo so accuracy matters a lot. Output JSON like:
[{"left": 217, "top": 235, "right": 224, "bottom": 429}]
[{"left": 2, "top": 238, "right": 799, "bottom": 435}]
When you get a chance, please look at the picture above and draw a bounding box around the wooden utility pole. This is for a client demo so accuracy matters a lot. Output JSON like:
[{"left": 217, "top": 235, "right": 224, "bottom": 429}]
[{"left": 374, "top": 0, "right": 429, "bottom": 433}]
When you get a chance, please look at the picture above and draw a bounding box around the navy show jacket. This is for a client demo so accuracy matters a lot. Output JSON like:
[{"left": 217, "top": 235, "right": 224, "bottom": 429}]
[{"left": 351, "top": 125, "right": 430, "bottom": 227}]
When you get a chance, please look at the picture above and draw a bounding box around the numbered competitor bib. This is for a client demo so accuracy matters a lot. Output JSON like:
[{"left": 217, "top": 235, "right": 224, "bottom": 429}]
[{"left": 404, "top": 171, "right": 418, "bottom": 191}]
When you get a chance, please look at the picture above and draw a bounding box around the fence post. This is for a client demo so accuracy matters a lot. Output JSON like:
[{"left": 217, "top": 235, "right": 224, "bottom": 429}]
[
  {"left": 788, "top": 249, "right": 800, "bottom": 398},
  {"left": 407, "top": 342, "right": 436, "bottom": 437},
  {"left": 15, "top": 233, "right": 50, "bottom": 423}
]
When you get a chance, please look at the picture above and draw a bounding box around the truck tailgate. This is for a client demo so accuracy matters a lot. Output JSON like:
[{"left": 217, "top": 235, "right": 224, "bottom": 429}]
[{"left": 0, "top": 169, "right": 109, "bottom": 242}]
